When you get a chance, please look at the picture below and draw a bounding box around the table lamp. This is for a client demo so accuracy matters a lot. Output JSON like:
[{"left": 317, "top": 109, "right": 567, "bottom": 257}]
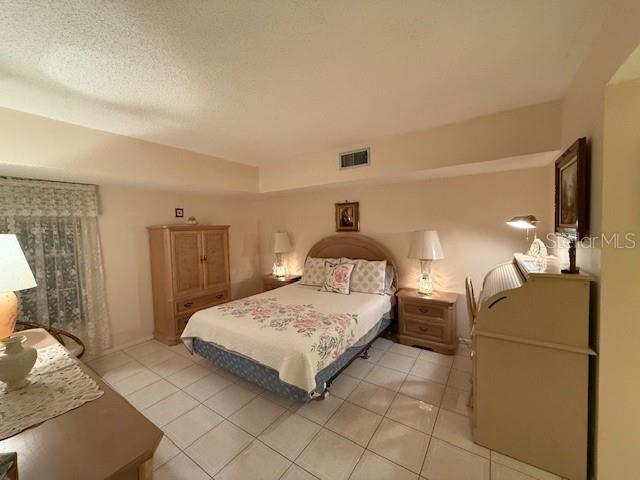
[
  {"left": 272, "top": 232, "right": 292, "bottom": 278},
  {"left": 0, "top": 234, "right": 37, "bottom": 339},
  {"left": 506, "top": 215, "right": 547, "bottom": 257},
  {"left": 409, "top": 230, "right": 444, "bottom": 296}
]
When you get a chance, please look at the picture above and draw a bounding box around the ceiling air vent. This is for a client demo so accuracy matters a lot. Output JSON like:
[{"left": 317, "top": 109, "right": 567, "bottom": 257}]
[{"left": 339, "top": 148, "right": 370, "bottom": 169}]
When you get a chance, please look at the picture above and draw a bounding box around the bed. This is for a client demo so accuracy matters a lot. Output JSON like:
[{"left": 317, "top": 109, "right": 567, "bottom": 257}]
[{"left": 181, "top": 234, "right": 398, "bottom": 402}]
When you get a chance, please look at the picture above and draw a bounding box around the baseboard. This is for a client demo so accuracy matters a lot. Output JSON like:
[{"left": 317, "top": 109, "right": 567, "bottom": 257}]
[{"left": 101, "top": 335, "right": 154, "bottom": 356}]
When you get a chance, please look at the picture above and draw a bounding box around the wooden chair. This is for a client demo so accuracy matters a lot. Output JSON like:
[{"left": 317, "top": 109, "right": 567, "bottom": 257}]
[
  {"left": 15, "top": 322, "right": 85, "bottom": 358},
  {"left": 465, "top": 276, "right": 477, "bottom": 328},
  {"left": 464, "top": 276, "right": 477, "bottom": 409}
]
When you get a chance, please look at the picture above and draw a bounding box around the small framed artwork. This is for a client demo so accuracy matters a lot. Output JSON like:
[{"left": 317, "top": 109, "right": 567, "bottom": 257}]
[
  {"left": 335, "top": 201, "right": 359, "bottom": 232},
  {"left": 175, "top": 208, "right": 184, "bottom": 218},
  {"left": 555, "top": 137, "right": 590, "bottom": 239}
]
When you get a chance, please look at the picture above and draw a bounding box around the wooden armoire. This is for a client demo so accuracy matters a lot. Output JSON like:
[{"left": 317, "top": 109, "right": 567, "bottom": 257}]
[{"left": 147, "top": 225, "right": 231, "bottom": 345}]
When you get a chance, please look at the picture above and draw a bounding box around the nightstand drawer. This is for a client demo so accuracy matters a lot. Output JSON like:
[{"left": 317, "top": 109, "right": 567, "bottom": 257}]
[
  {"left": 403, "top": 318, "right": 448, "bottom": 341},
  {"left": 175, "top": 289, "right": 229, "bottom": 314},
  {"left": 397, "top": 288, "right": 458, "bottom": 355},
  {"left": 402, "top": 302, "right": 446, "bottom": 319}
]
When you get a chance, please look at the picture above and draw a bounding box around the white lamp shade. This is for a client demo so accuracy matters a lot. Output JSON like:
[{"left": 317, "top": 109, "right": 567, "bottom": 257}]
[
  {"left": 0, "top": 234, "right": 37, "bottom": 293},
  {"left": 272, "top": 232, "right": 292, "bottom": 254},
  {"left": 409, "top": 230, "right": 444, "bottom": 260}
]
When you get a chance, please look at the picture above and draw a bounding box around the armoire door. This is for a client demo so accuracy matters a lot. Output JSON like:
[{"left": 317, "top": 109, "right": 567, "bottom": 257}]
[
  {"left": 171, "top": 230, "right": 203, "bottom": 297},
  {"left": 202, "top": 230, "right": 229, "bottom": 290}
]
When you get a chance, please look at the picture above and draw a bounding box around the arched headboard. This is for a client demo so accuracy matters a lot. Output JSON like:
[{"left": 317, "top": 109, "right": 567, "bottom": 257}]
[{"left": 306, "top": 234, "right": 398, "bottom": 285}]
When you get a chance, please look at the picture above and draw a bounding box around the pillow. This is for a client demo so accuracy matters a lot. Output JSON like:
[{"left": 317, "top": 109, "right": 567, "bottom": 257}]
[
  {"left": 340, "top": 257, "right": 387, "bottom": 295},
  {"left": 301, "top": 257, "right": 335, "bottom": 286},
  {"left": 321, "top": 259, "right": 356, "bottom": 295}
]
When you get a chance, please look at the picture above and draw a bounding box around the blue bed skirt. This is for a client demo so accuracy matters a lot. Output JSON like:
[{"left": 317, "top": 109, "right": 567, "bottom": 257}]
[{"left": 192, "top": 312, "right": 393, "bottom": 402}]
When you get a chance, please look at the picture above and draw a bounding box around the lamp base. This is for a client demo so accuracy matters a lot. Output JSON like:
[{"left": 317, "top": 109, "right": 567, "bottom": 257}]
[
  {"left": 418, "top": 275, "right": 434, "bottom": 296},
  {"left": 0, "top": 291, "right": 18, "bottom": 340},
  {"left": 273, "top": 264, "right": 286, "bottom": 279}
]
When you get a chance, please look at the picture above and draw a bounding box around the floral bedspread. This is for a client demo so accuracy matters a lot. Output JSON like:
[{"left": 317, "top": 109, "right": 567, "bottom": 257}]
[
  {"left": 217, "top": 297, "right": 358, "bottom": 370},
  {"left": 180, "top": 283, "right": 392, "bottom": 392}
]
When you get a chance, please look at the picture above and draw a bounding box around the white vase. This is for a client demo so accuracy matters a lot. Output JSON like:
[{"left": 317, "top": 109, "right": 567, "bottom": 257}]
[{"left": 0, "top": 334, "right": 37, "bottom": 391}]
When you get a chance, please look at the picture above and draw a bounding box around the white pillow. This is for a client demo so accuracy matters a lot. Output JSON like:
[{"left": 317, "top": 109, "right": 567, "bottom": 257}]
[
  {"left": 301, "top": 257, "right": 336, "bottom": 286},
  {"left": 339, "top": 257, "right": 387, "bottom": 295},
  {"left": 320, "top": 259, "right": 356, "bottom": 295}
]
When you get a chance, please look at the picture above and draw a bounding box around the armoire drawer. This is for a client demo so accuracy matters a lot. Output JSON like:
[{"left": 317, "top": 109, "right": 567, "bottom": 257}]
[
  {"left": 175, "top": 289, "right": 229, "bottom": 314},
  {"left": 403, "top": 318, "right": 448, "bottom": 341}
]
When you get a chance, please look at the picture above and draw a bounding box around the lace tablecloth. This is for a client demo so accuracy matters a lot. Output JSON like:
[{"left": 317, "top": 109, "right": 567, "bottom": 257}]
[{"left": 0, "top": 343, "right": 104, "bottom": 440}]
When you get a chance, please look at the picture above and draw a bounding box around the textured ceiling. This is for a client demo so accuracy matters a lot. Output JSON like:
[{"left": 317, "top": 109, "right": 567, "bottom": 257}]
[{"left": 0, "top": 0, "right": 609, "bottom": 166}]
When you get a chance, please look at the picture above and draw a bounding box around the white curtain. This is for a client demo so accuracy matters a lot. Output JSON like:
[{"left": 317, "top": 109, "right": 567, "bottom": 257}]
[{"left": 0, "top": 178, "right": 111, "bottom": 353}]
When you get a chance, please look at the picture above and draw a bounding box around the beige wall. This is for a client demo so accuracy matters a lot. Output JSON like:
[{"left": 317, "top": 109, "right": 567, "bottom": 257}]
[
  {"left": 97, "top": 166, "right": 553, "bottom": 349},
  {"left": 559, "top": 2, "right": 640, "bottom": 477},
  {"left": 597, "top": 78, "right": 640, "bottom": 479},
  {"left": 561, "top": 0, "right": 640, "bottom": 277},
  {"left": 0, "top": 107, "right": 259, "bottom": 194},
  {"left": 260, "top": 101, "right": 560, "bottom": 192},
  {"left": 254, "top": 167, "right": 553, "bottom": 338},
  {"left": 98, "top": 184, "right": 260, "bottom": 347}
]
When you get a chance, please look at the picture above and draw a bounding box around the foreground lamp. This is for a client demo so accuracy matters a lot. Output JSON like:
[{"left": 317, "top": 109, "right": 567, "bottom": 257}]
[
  {"left": 0, "top": 235, "right": 37, "bottom": 339},
  {"left": 272, "top": 232, "right": 292, "bottom": 278},
  {"left": 506, "top": 215, "right": 548, "bottom": 257},
  {"left": 409, "top": 230, "right": 444, "bottom": 296}
]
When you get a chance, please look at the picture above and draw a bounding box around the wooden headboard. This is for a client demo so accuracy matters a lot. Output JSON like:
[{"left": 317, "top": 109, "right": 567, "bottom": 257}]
[{"left": 306, "top": 234, "right": 398, "bottom": 285}]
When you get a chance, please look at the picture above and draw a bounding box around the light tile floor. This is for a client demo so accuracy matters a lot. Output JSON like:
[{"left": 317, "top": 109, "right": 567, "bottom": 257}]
[{"left": 87, "top": 338, "right": 566, "bottom": 480}]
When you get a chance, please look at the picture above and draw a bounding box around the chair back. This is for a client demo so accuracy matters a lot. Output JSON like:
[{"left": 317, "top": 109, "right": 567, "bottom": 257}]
[{"left": 465, "top": 276, "right": 477, "bottom": 327}]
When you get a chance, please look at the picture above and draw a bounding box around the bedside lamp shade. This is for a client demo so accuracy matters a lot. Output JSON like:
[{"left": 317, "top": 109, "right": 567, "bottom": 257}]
[
  {"left": 0, "top": 234, "right": 36, "bottom": 339},
  {"left": 409, "top": 230, "right": 444, "bottom": 261},
  {"left": 408, "top": 231, "right": 444, "bottom": 296},
  {"left": 272, "top": 232, "right": 292, "bottom": 254}
]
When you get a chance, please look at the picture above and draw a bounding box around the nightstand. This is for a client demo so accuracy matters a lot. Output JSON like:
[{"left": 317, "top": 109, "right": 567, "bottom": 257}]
[
  {"left": 262, "top": 274, "right": 301, "bottom": 291},
  {"left": 397, "top": 288, "right": 458, "bottom": 354}
]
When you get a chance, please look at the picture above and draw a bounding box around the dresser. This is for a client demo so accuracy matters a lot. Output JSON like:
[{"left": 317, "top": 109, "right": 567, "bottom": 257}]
[
  {"left": 473, "top": 254, "right": 594, "bottom": 480},
  {"left": 0, "top": 329, "right": 162, "bottom": 479},
  {"left": 397, "top": 289, "right": 458, "bottom": 354},
  {"left": 148, "top": 225, "right": 231, "bottom": 345}
]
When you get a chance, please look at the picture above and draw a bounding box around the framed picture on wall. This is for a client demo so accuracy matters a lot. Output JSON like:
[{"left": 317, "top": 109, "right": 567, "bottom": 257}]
[
  {"left": 335, "top": 201, "right": 359, "bottom": 232},
  {"left": 555, "top": 137, "right": 590, "bottom": 239}
]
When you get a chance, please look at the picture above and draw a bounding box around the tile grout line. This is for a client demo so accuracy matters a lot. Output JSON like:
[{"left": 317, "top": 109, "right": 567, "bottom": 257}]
[
  {"left": 103, "top": 340, "right": 497, "bottom": 480},
  {"left": 278, "top": 462, "right": 319, "bottom": 480},
  {"left": 420, "top": 351, "right": 455, "bottom": 477},
  {"left": 292, "top": 380, "right": 438, "bottom": 478}
]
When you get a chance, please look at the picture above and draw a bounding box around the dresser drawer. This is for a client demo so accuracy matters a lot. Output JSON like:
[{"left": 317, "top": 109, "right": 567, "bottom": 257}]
[
  {"left": 402, "top": 301, "right": 446, "bottom": 319},
  {"left": 175, "top": 289, "right": 229, "bottom": 314},
  {"left": 403, "top": 318, "right": 448, "bottom": 341}
]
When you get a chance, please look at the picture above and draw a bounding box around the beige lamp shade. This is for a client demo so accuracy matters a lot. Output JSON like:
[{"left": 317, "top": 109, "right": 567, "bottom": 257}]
[
  {"left": 0, "top": 234, "right": 36, "bottom": 293},
  {"left": 409, "top": 230, "right": 444, "bottom": 260},
  {"left": 273, "top": 232, "right": 292, "bottom": 254}
]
